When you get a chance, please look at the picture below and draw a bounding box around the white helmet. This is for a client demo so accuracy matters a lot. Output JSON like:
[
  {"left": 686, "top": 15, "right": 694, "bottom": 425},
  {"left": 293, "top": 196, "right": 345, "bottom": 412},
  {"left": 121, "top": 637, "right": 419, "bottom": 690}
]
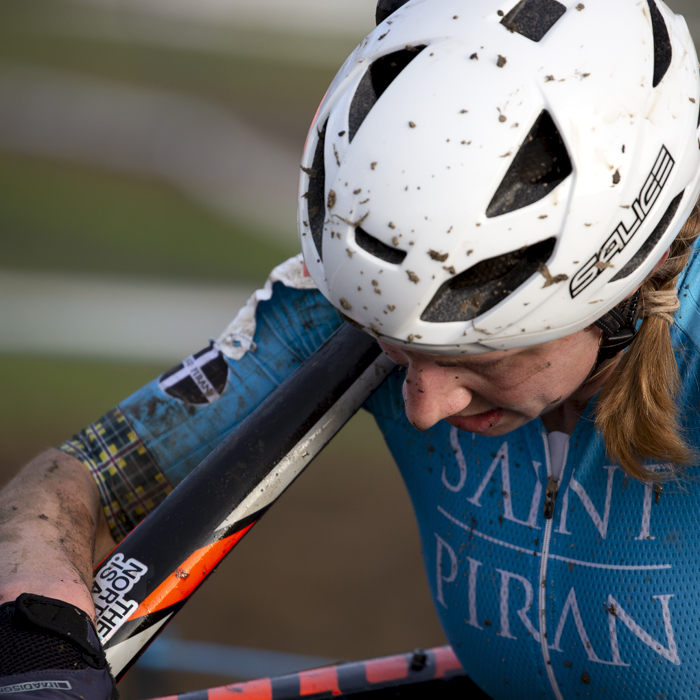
[{"left": 298, "top": 0, "right": 700, "bottom": 355}]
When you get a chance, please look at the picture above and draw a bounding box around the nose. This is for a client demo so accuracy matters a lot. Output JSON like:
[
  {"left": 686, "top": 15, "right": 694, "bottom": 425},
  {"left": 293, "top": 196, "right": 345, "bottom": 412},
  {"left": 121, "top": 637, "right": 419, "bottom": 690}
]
[{"left": 402, "top": 356, "right": 474, "bottom": 431}]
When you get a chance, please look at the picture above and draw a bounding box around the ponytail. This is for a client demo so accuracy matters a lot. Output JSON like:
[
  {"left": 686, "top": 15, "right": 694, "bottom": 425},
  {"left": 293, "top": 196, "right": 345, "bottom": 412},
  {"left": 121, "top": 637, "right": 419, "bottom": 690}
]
[{"left": 595, "top": 201, "right": 700, "bottom": 482}]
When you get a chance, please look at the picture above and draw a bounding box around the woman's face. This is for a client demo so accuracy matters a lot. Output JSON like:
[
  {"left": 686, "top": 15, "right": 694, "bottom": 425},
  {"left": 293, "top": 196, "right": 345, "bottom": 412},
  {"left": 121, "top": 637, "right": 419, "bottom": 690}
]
[{"left": 379, "top": 327, "right": 604, "bottom": 435}]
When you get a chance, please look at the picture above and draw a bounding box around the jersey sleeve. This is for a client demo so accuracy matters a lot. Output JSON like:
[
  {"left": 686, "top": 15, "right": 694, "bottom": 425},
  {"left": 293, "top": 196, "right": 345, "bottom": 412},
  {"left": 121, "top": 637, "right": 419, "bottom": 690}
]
[
  {"left": 58, "top": 256, "right": 344, "bottom": 541},
  {"left": 363, "top": 366, "right": 407, "bottom": 437}
]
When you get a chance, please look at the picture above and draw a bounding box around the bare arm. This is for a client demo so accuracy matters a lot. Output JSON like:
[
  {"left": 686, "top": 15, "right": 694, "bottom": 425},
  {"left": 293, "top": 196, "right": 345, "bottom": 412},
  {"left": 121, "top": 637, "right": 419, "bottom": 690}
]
[{"left": 0, "top": 448, "right": 116, "bottom": 621}]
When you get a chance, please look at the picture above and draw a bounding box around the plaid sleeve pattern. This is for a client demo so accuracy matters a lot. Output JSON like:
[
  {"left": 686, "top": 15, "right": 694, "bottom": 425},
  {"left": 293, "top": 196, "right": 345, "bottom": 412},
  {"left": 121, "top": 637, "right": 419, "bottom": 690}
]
[{"left": 59, "top": 407, "right": 173, "bottom": 542}]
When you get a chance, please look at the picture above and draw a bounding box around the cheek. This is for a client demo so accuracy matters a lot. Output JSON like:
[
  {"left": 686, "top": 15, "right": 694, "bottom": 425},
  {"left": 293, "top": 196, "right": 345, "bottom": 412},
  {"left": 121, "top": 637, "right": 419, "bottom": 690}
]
[
  {"left": 488, "top": 345, "right": 597, "bottom": 410},
  {"left": 539, "top": 366, "right": 588, "bottom": 402},
  {"left": 521, "top": 343, "right": 597, "bottom": 405}
]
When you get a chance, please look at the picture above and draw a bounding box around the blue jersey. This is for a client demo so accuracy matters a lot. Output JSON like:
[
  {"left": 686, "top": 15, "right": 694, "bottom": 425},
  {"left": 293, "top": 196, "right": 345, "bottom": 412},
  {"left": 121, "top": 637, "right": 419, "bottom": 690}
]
[{"left": 62, "top": 253, "right": 700, "bottom": 700}]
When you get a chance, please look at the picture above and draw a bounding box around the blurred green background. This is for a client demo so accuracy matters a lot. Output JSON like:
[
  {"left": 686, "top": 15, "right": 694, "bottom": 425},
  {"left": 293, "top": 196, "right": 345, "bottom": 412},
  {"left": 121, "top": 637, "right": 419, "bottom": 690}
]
[
  {"left": 1, "top": 0, "right": 699, "bottom": 697},
  {"left": 0, "top": 0, "right": 448, "bottom": 697}
]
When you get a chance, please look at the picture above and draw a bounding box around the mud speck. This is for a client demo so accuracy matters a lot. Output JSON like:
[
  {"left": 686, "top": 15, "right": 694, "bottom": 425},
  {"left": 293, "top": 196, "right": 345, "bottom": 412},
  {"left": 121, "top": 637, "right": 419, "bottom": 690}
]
[
  {"left": 497, "top": 55, "right": 507, "bottom": 68},
  {"left": 371, "top": 162, "right": 377, "bottom": 170},
  {"left": 339, "top": 298, "right": 352, "bottom": 310},
  {"left": 612, "top": 170, "right": 621, "bottom": 185},
  {"left": 175, "top": 568, "right": 190, "bottom": 580},
  {"left": 146, "top": 396, "right": 160, "bottom": 418},
  {"left": 594, "top": 261, "right": 614, "bottom": 270},
  {"left": 581, "top": 672, "right": 591, "bottom": 684},
  {"left": 545, "top": 75, "right": 555, "bottom": 82},
  {"left": 470, "top": 52, "right": 479, "bottom": 60},
  {"left": 539, "top": 263, "right": 568, "bottom": 288},
  {"left": 429, "top": 250, "right": 449, "bottom": 262},
  {"left": 576, "top": 3, "right": 585, "bottom": 9},
  {"left": 38, "top": 514, "right": 49, "bottom": 521},
  {"left": 333, "top": 144, "right": 340, "bottom": 166},
  {"left": 443, "top": 265, "right": 456, "bottom": 274},
  {"left": 409, "top": 121, "right": 417, "bottom": 128},
  {"left": 461, "top": 293, "right": 484, "bottom": 314},
  {"left": 389, "top": 221, "right": 396, "bottom": 229},
  {"left": 406, "top": 270, "right": 420, "bottom": 284},
  {"left": 346, "top": 248, "right": 354, "bottom": 258},
  {"left": 327, "top": 190, "right": 337, "bottom": 209}
]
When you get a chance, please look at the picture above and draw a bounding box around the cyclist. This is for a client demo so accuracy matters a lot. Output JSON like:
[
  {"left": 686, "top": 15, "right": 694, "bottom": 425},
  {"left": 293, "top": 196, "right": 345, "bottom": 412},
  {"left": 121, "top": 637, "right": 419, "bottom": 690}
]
[{"left": 1, "top": 0, "right": 700, "bottom": 698}]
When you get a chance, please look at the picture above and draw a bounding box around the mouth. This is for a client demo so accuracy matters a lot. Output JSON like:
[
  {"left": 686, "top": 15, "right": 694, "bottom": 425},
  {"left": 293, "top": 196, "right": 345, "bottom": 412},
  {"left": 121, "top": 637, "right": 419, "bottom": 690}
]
[{"left": 446, "top": 407, "right": 504, "bottom": 433}]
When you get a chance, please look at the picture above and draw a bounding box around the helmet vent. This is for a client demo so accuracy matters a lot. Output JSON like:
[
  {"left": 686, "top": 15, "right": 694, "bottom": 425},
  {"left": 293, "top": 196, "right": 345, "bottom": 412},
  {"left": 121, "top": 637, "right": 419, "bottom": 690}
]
[
  {"left": 421, "top": 238, "right": 556, "bottom": 323},
  {"left": 307, "top": 120, "right": 328, "bottom": 261},
  {"left": 647, "top": 0, "right": 672, "bottom": 88},
  {"left": 349, "top": 46, "right": 426, "bottom": 143},
  {"left": 610, "top": 191, "right": 684, "bottom": 282},
  {"left": 500, "top": 0, "right": 567, "bottom": 43},
  {"left": 355, "top": 227, "right": 407, "bottom": 264},
  {"left": 375, "top": 0, "right": 411, "bottom": 25},
  {"left": 486, "top": 110, "right": 572, "bottom": 219}
]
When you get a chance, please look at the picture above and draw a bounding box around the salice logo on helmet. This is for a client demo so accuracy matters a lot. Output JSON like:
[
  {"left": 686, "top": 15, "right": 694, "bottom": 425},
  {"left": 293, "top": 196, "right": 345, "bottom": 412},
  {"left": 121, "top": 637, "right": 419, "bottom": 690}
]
[{"left": 570, "top": 146, "right": 675, "bottom": 298}]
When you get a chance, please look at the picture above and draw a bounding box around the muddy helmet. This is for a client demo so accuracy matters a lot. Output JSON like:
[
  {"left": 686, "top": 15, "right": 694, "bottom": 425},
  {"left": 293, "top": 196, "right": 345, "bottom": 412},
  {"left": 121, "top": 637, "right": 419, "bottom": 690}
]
[{"left": 298, "top": 0, "right": 700, "bottom": 354}]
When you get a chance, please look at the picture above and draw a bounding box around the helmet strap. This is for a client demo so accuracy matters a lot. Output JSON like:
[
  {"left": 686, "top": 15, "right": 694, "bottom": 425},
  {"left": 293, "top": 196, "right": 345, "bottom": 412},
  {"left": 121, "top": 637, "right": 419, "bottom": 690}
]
[{"left": 592, "top": 290, "right": 641, "bottom": 367}]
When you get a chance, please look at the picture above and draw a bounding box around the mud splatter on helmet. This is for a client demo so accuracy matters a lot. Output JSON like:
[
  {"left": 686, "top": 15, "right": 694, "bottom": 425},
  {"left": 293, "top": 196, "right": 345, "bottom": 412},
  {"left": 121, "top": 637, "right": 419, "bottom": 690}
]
[{"left": 299, "top": 0, "right": 700, "bottom": 354}]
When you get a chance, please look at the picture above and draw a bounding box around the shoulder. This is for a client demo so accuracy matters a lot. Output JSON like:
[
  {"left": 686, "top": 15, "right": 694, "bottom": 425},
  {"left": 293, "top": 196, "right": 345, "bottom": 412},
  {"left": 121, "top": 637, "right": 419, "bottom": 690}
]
[
  {"left": 218, "top": 254, "right": 342, "bottom": 363},
  {"left": 673, "top": 242, "right": 700, "bottom": 403},
  {"left": 675, "top": 243, "right": 700, "bottom": 338}
]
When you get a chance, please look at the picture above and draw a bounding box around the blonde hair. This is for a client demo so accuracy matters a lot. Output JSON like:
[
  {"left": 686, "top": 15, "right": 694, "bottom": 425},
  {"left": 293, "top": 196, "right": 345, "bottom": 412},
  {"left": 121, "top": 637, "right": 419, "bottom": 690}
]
[{"left": 594, "top": 201, "right": 700, "bottom": 483}]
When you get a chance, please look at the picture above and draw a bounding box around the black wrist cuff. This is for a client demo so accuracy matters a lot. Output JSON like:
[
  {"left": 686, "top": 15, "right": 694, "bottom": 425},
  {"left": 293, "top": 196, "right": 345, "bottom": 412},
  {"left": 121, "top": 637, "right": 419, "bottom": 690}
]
[
  {"left": 0, "top": 594, "right": 111, "bottom": 679},
  {"left": 0, "top": 594, "right": 118, "bottom": 700}
]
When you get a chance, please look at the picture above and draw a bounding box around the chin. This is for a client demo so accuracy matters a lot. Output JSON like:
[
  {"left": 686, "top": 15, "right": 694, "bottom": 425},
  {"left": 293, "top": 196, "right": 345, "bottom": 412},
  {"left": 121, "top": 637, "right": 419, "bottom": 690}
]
[{"left": 475, "top": 422, "right": 523, "bottom": 437}]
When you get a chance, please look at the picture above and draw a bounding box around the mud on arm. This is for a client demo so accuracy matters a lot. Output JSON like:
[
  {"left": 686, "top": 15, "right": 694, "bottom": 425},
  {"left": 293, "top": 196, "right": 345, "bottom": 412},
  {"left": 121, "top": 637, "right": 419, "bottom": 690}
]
[{"left": 0, "top": 448, "right": 116, "bottom": 621}]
